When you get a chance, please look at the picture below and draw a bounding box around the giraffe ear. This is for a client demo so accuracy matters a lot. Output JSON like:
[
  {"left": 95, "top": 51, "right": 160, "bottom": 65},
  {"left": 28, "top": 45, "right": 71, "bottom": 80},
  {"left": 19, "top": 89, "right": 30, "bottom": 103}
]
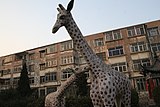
[{"left": 67, "top": 0, "right": 74, "bottom": 12}]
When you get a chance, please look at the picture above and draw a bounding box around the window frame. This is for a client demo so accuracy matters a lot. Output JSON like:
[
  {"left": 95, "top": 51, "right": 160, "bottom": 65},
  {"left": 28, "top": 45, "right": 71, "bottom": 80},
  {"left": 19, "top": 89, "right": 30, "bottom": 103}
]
[
  {"left": 94, "top": 38, "right": 104, "bottom": 47},
  {"left": 105, "top": 30, "right": 122, "bottom": 41},
  {"left": 60, "top": 41, "right": 73, "bottom": 51},
  {"left": 108, "top": 46, "right": 124, "bottom": 57},
  {"left": 133, "top": 59, "right": 150, "bottom": 71},
  {"left": 127, "top": 25, "right": 145, "bottom": 37},
  {"left": 61, "top": 69, "right": 73, "bottom": 80},
  {"left": 112, "top": 62, "right": 127, "bottom": 72},
  {"left": 151, "top": 43, "right": 160, "bottom": 52},
  {"left": 147, "top": 27, "right": 159, "bottom": 37},
  {"left": 47, "top": 45, "right": 57, "bottom": 53},
  {"left": 39, "top": 50, "right": 46, "bottom": 58},
  {"left": 60, "top": 55, "right": 74, "bottom": 65},
  {"left": 39, "top": 63, "right": 45, "bottom": 70},
  {"left": 135, "top": 77, "right": 146, "bottom": 91},
  {"left": 130, "top": 42, "right": 148, "bottom": 53}
]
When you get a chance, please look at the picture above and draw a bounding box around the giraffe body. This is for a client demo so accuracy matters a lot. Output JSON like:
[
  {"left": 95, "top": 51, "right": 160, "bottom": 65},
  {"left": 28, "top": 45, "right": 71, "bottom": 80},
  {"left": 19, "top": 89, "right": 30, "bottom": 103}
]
[{"left": 52, "top": 0, "right": 131, "bottom": 106}]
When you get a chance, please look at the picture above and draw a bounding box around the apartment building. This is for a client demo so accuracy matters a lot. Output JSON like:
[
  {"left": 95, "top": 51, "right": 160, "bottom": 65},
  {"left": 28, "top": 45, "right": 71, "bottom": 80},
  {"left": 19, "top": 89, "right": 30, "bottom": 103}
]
[{"left": 0, "top": 20, "right": 160, "bottom": 96}]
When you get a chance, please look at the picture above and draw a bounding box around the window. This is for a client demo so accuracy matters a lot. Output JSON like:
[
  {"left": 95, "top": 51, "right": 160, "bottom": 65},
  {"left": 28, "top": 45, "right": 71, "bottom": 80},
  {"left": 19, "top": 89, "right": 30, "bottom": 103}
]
[
  {"left": 47, "top": 87, "right": 57, "bottom": 94},
  {"left": 40, "top": 76, "right": 45, "bottom": 83},
  {"left": 40, "top": 63, "right": 45, "bottom": 70},
  {"left": 46, "top": 61, "right": 52, "bottom": 67},
  {"left": 96, "top": 52, "right": 106, "bottom": 61},
  {"left": 94, "top": 38, "right": 104, "bottom": 47},
  {"left": 112, "top": 62, "right": 127, "bottom": 72},
  {"left": 45, "top": 72, "right": 57, "bottom": 82},
  {"left": 47, "top": 45, "right": 57, "bottom": 53},
  {"left": 136, "top": 26, "right": 145, "bottom": 35},
  {"left": 105, "top": 32, "right": 113, "bottom": 41},
  {"left": 29, "top": 53, "right": 35, "bottom": 60},
  {"left": 67, "top": 56, "right": 73, "bottom": 64},
  {"left": 133, "top": 60, "right": 140, "bottom": 71},
  {"left": 135, "top": 78, "right": 146, "bottom": 91},
  {"left": 61, "top": 41, "right": 73, "bottom": 51},
  {"left": 148, "top": 27, "right": 159, "bottom": 36},
  {"left": 3, "top": 69, "right": 11, "bottom": 75},
  {"left": 113, "top": 31, "right": 122, "bottom": 40},
  {"left": 130, "top": 42, "right": 148, "bottom": 53},
  {"left": 29, "top": 77, "right": 34, "bottom": 84},
  {"left": 0, "top": 70, "right": 3, "bottom": 77},
  {"left": 29, "top": 64, "right": 34, "bottom": 72},
  {"left": 141, "top": 59, "right": 150, "bottom": 67},
  {"left": 127, "top": 27, "right": 136, "bottom": 37},
  {"left": 14, "top": 66, "right": 21, "bottom": 73},
  {"left": 15, "top": 55, "right": 23, "bottom": 61},
  {"left": 105, "top": 30, "right": 122, "bottom": 41},
  {"left": 39, "top": 50, "right": 46, "bottom": 58},
  {"left": 127, "top": 25, "right": 145, "bottom": 37},
  {"left": 39, "top": 88, "right": 45, "bottom": 96},
  {"left": 46, "top": 58, "right": 57, "bottom": 67},
  {"left": 60, "top": 55, "right": 73, "bottom": 65},
  {"left": 85, "top": 71, "right": 90, "bottom": 79},
  {"left": 4, "top": 79, "right": 10, "bottom": 85},
  {"left": 151, "top": 43, "right": 160, "bottom": 52},
  {"left": 3, "top": 56, "right": 12, "bottom": 63},
  {"left": 13, "top": 78, "right": 19, "bottom": 85},
  {"left": 108, "top": 46, "right": 124, "bottom": 57},
  {"left": 133, "top": 59, "right": 150, "bottom": 71},
  {"left": 40, "top": 72, "right": 57, "bottom": 83},
  {"left": 61, "top": 68, "right": 73, "bottom": 79},
  {"left": 61, "top": 56, "right": 67, "bottom": 65}
]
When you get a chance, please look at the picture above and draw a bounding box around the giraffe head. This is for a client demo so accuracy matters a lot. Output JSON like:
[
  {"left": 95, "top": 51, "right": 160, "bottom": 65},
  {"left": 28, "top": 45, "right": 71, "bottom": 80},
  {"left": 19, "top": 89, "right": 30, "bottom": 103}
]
[{"left": 52, "top": 0, "right": 74, "bottom": 34}]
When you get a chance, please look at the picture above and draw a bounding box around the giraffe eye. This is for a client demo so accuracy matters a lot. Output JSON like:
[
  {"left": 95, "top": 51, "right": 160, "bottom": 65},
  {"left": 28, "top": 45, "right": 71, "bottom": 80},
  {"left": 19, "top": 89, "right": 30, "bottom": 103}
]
[{"left": 60, "top": 15, "right": 65, "bottom": 19}]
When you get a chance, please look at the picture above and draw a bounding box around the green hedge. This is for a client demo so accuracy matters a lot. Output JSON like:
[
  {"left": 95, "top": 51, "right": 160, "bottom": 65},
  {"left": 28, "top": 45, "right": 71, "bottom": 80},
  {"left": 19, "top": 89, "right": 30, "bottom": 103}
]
[
  {"left": 131, "top": 89, "right": 139, "bottom": 107},
  {"left": 65, "top": 89, "right": 139, "bottom": 107},
  {"left": 65, "top": 96, "right": 93, "bottom": 107},
  {"left": 0, "top": 88, "right": 140, "bottom": 107},
  {"left": 0, "top": 89, "right": 45, "bottom": 107}
]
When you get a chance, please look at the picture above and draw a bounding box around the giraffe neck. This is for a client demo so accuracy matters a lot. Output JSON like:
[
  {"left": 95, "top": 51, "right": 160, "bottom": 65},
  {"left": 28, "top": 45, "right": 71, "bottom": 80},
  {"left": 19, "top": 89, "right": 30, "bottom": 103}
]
[{"left": 65, "top": 15, "right": 105, "bottom": 74}]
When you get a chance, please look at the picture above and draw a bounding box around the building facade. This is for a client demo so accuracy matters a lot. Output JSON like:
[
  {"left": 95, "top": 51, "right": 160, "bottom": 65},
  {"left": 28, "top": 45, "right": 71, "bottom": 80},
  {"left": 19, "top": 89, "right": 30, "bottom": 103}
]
[{"left": 0, "top": 20, "right": 160, "bottom": 96}]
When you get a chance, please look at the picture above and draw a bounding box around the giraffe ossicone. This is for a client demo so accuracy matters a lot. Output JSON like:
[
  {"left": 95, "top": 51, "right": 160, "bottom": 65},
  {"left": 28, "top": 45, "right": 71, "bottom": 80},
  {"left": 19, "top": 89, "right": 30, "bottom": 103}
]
[{"left": 50, "top": 0, "right": 131, "bottom": 107}]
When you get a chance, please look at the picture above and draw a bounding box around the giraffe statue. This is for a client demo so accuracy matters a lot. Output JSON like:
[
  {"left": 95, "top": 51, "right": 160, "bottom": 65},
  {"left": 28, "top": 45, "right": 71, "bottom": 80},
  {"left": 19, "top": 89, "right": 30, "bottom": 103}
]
[
  {"left": 45, "top": 67, "right": 90, "bottom": 107},
  {"left": 52, "top": 0, "right": 131, "bottom": 107}
]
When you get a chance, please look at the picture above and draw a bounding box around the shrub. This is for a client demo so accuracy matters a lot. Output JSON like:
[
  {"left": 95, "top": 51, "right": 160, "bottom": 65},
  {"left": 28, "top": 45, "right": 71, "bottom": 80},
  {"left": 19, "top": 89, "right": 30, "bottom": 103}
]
[
  {"left": 131, "top": 89, "right": 139, "bottom": 107},
  {"left": 0, "top": 88, "right": 45, "bottom": 107},
  {"left": 65, "top": 96, "right": 93, "bottom": 107},
  {"left": 153, "top": 86, "right": 160, "bottom": 106},
  {"left": 27, "top": 96, "right": 45, "bottom": 107}
]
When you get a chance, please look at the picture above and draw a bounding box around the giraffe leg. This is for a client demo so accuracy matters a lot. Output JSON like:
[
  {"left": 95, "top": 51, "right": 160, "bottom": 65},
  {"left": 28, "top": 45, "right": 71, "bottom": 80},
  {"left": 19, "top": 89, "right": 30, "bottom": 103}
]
[
  {"left": 115, "top": 94, "right": 122, "bottom": 107},
  {"left": 90, "top": 90, "right": 104, "bottom": 107},
  {"left": 102, "top": 96, "right": 115, "bottom": 107},
  {"left": 99, "top": 87, "right": 115, "bottom": 107},
  {"left": 90, "top": 80, "right": 104, "bottom": 107},
  {"left": 122, "top": 88, "right": 131, "bottom": 107},
  {"left": 98, "top": 77, "right": 116, "bottom": 107}
]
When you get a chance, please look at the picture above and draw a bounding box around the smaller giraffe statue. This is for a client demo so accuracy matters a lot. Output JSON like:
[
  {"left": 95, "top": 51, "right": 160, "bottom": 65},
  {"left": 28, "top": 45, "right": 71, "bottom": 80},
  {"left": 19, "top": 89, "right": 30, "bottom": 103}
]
[{"left": 45, "top": 67, "right": 90, "bottom": 107}]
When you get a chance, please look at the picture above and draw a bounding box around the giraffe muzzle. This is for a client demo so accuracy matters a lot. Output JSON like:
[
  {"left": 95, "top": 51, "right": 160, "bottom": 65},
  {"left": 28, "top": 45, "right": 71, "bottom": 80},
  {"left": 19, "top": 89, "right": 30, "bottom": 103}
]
[{"left": 52, "top": 27, "right": 59, "bottom": 34}]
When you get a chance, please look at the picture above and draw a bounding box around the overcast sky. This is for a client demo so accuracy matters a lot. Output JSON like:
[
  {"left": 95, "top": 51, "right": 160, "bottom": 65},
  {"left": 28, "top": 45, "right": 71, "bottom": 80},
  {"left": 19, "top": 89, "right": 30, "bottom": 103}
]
[{"left": 0, "top": 0, "right": 160, "bottom": 56}]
